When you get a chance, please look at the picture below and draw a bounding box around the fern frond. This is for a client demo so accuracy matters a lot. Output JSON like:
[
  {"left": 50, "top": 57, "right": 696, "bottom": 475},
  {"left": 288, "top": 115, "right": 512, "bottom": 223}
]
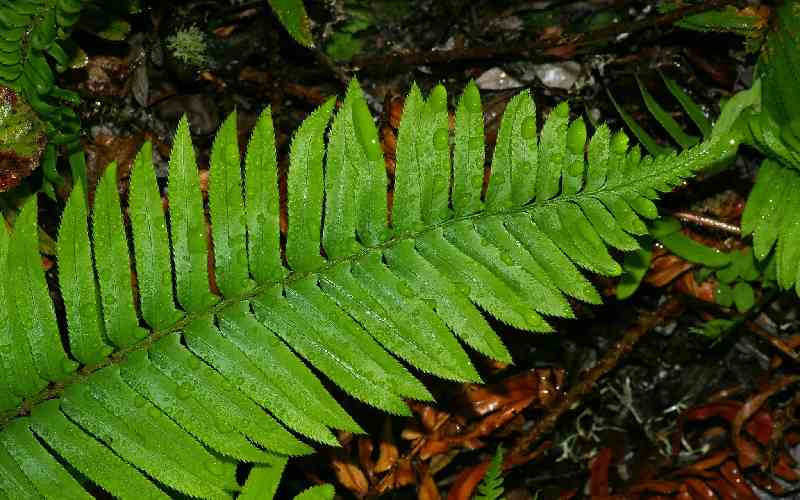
[
  {"left": 0, "top": 0, "right": 86, "bottom": 147},
  {"left": 475, "top": 446, "right": 505, "bottom": 500},
  {"left": 0, "top": 80, "right": 743, "bottom": 498}
]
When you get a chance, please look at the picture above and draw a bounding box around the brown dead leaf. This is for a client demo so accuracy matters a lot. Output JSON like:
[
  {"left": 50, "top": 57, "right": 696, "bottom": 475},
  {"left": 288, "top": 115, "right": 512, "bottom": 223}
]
[
  {"left": 331, "top": 453, "right": 369, "bottom": 497},
  {"left": 80, "top": 55, "right": 132, "bottom": 97},
  {"left": 357, "top": 437, "right": 375, "bottom": 479},
  {"left": 417, "top": 465, "right": 441, "bottom": 500},
  {"left": 447, "top": 461, "right": 489, "bottom": 500},
  {"left": 719, "top": 461, "right": 759, "bottom": 500},
  {"left": 376, "top": 458, "right": 415, "bottom": 495},
  {"left": 460, "top": 370, "right": 553, "bottom": 416},
  {"left": 420, "top": 395, "right": 534, "bottom": 460},
  {"left": 645, "top": 254, "right": 693, "bottom": 287},
  {"left": 543, "top": 44, "right": 577, "bottom": 59},
  {"left": 674, "top": 272, "right": 715, "bottom": 303},
  {"left": 375, "top": 417, "right": 399, "bottom": 473},
  {"left": 733, "top": 376, "right": 799, "bottom": 468},
  {"left": 84, "top": 132, "right": 146, "bottom": 199}
]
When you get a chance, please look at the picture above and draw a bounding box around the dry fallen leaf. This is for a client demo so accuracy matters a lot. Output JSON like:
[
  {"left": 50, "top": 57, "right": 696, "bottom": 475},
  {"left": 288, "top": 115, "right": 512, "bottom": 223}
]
[{"left": 331, "top": 453, "right": 369, "bottom": 497}]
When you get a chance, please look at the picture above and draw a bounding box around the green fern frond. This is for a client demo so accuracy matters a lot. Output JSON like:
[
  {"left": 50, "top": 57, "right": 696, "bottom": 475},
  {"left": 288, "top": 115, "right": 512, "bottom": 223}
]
[
  {"left": 0, "top": 0, "right": 87, "bottom": 148},
  {"left": 475, "top": 446, "right": 505, "bottom": 500},
  {"left": 0, "top": 80, "right": 743, "bottom": 498}
]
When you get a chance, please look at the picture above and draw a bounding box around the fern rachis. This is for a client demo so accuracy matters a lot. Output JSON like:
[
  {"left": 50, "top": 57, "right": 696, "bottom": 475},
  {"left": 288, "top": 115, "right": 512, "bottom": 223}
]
[{"left": 0, "top": 79, "right": 746, "bottom": 498}]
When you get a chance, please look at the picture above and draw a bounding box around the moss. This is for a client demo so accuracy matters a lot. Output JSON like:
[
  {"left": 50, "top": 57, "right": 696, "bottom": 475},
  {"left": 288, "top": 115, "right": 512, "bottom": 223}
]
[{"left": 166, "top": 26, "right": 209, "bottom": 68}]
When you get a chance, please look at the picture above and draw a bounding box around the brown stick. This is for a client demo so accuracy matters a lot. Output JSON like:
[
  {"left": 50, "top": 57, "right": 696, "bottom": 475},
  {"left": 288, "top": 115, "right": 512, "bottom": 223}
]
[
  {"left": 350, "top": 0, "right": 736, "bottom": 73},
  {"left": 510, "top": 297, "right": 685, "bottom": 458},
  {"left": 745, "top": 320, "right": 800, "bottom": 364},
  {"left": 670, "top": 211, "right": 741, "bottom": 236}
]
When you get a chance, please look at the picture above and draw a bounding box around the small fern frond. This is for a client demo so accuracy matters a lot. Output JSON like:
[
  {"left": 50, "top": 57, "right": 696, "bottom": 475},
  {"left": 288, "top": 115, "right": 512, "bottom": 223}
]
[
  {"left": 726, "top": 1, "right": 800, "bottom": 294},
  {"left": 0, "top": 0, "right": 87, "bottom": 147},
  {"left": 0, "top": 80, "right": 743, "bottom": 498},
  {"left": 475, "top": 446, "right": 505, "bottom": 500},
  {"left": 741, "top": 159, "right": 800, "bottom": 293},
  {"left": 607, "top": 71, "right": 713, "bottom": 156}
]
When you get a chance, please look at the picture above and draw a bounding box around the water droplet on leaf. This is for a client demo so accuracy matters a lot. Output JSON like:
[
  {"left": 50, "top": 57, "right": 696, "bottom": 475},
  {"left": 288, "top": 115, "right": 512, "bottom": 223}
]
[
  {"left": 433, "top": 128, "right": 449, "bottom": 150},
  {"left": 521, "top": 116, "right": 537, "bottom": 140}
]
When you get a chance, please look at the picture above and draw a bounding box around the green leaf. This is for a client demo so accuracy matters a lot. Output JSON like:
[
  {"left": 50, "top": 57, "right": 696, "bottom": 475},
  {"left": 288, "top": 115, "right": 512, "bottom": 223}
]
[
  {"left": 453, "top": 81, "right": 485, "bottom": 215},
  {"left": 418, "top": 228, "right": 550, "bottom": 332},
  {"left": 652, "top": 217, "right": 732, "bottom": 268},
  {"left": 715, "top": 282, "right": 734, "bottom": 308},
  {"left": 168, "top": 116, "right": 217, "bottom": 312},
  {"left": 617, "top": 239, "right": 653, "bottom": 300},
  {"left": 384, "top": 239, "right": 510, "bottom": 362},
  {"left": 287, "top": 277, "right": 432, "bottom": 401},
  {"left": 0, "top": 440, "right": 38, "bottom": 497},
  {"left": 504, "top": 213, "right": 601, "bottom": 304},
  {"left": 0, "top": 215, "right": 44, "bottom": 399},
  {"left": 607, "top": 89, "right": 670, "bottom": 156},
  {"left": 535, "top": 102, "right": 569, "bottom": 202},
  {"left": 29, "top": 400, "right": 169, "bottom": 500},
  {"left": 61, "top": 368, "right": 237, "bottom": 499},
  {"left": 636, "top": 76, "right": 699, "bottom": 149},
  {"left": 268, "top": 0, "right": 314, "bottom": 47},
  {"left": 475, "top": 445, "right": 505, "bottom": 500},
  {"left": 420, "top": 84, "right": 452, "bottom": 224},
  {"left": 7, "top": 197, "right": 76, "bottom": 381},
  {"left": 149, "top": 334, "right": 312, "bottom": 456},
  {"left": 660, "top": 72, "right": 712, "bottom": 138},
  {"left": 393, "top": 84, "right": 425, "bottom": 233},
  {"left": 245, "top": 107, "right": 285, "bottom": 284},
  {"left": 219, "top": 303, "right": 361, "bottom": 439},
  {"left": 57, "top": 182, "right": 112, "bottom": 365},
  {"left": 319, "top": 261, "right": 472, "bottom": 381},
  {"left": 89, "top": 17, "right": 131, "bottom": 41},
  {"left": 294, "top": 484, "right": 336, "bottom": 500},
  {"left": 487, "top": 91, "right": 538, "bottom": 208},
  {"left": 255, "top": 279, "right": 419, "bottom": 415},
  {"left": 129, "top": 142, "right": 183, "bottom": 330},
  {"left": 93, "top": 162, "right": 148, "bottom": 347},
  {"left": 240, "top": 455, "right": 288, "bottom": 500},
  {"left": 286, "top": 98, "right": 335, "bottom": 272},
  {"left": 562, "top": 118, "right": 587, "bottom": 195},
  {"left": 209, "top": 112, "right": 252, "bottom": 296},
  {"left": 732, "top": 282, "right": 755, "bottom": 312},
  {"left": 119, "top": 350, "right": 273, "bottom": 462},
  {"left": 580, "top": 124, "right": 608, "bottom": 191},
  {"left": 0, "top": 419, "right": 92, "bottom": 499},
  {"left": 323, "top": 86, "right": 361, "bottom": 259},
  {"left": 350, "top": 252, "right": 481, "bottom": 381},
  {"left": 349, "top": 80, "right": 389, "bottom": 245}
]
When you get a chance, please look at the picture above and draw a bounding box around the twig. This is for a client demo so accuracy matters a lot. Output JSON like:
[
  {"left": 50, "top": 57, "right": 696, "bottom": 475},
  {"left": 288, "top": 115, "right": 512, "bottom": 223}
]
[
  {"left": 670, "top": 211, "right": 741, "bottom": 236},
  {"left": 349, "top": 0, "right": 736, "bottom": 73},
  {"left": 745, "top": 320, "right": 800, "bottom": 363},
  {"left": 509, "top": 297, "right": 685, "bottom": 458}
]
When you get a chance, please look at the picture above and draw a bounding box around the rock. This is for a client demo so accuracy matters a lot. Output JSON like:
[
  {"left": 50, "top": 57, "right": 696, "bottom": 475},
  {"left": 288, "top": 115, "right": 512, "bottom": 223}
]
[{"left": 475, "top": 67, "right": 523, "bottom": 91}]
